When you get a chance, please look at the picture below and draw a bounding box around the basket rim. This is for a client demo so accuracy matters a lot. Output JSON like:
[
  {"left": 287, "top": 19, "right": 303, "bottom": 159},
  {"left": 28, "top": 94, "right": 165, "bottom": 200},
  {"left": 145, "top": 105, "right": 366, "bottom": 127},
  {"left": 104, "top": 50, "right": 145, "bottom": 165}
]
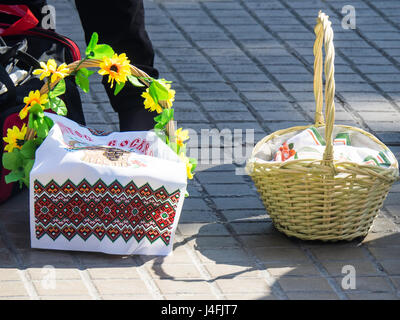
[{"left": 247, "top": 123, "right": 399, "bottom": 180}]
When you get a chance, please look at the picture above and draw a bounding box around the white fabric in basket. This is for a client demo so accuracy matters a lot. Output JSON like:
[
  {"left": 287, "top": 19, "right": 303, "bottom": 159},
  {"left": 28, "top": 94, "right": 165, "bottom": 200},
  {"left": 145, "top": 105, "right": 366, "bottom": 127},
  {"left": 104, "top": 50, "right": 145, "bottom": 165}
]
[{"left": 252, "top": 126, "right": 397, "bottom": 169}]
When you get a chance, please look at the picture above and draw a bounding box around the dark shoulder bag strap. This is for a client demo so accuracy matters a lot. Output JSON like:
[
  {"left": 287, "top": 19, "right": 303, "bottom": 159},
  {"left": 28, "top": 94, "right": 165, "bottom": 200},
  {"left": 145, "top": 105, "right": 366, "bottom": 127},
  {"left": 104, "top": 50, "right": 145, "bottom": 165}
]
[{"left": 0, "top": 64, "right": 17, "bottom": 110}]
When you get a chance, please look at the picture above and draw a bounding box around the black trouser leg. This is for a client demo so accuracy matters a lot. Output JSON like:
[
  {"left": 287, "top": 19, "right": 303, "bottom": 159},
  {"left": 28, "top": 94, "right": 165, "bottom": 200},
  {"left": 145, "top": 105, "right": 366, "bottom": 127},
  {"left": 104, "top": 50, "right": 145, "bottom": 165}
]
[{"left": 74, "top": 0, "right": 159, "bottom": 131}]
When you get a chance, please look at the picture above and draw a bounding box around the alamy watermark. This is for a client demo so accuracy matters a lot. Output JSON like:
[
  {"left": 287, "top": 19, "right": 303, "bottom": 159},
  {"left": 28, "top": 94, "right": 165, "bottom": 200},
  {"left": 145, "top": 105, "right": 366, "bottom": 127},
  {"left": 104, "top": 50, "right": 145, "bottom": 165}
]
[
  {"left": 184, "top": 127, "right": 255, "bottom": 175},
  {"left": 342, "top": 5, "right": 356, "bottom": 29},
  {"left": 341, "top": 265, "right": 356, "bottom": 290},
  {"left": 40, "top": 5, "right": 56, "bottom": 30},
  {"left": 40, "top": 265, "right": 57, "bottom": 290}
]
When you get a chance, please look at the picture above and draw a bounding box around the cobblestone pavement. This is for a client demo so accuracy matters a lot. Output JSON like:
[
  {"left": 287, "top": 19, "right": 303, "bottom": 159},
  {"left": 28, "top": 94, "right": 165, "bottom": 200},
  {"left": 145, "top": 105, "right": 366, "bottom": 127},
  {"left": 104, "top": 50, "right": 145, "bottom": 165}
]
[{"left": 0, "top": 0, "right": 400, "bottom": 300}]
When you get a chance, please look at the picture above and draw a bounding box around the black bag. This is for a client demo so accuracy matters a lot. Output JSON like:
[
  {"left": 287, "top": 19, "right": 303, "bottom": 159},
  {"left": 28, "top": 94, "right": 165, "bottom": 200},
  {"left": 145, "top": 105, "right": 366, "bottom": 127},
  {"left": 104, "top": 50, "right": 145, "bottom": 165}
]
[{"left": 0, "top": 4, "right": 85, "bottom": 204}]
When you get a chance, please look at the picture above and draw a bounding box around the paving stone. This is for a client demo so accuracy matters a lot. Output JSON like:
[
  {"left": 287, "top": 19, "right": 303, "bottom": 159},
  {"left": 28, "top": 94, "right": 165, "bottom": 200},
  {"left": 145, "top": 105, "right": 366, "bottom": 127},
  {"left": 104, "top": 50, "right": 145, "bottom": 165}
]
[
  {"left": 380, "top": 260, "right": 400, "bottom": 275},
  {"left": 222, "top": 209, "right": 269, "bottom": 222},
  {"left": 164, "top": 294, "right": 218, "bottom": 300},
  {"left": 213, "top": 197, "right": 265, "bottom": 210},
  {"left": 87, "top": 267, "right": 140, "bottom": 279},
  {"left": 346, "top": 292, "right": 399, "bottom": 300},
  {"left": 102, "top": 294, "right": 154, "bottom": 300},
  {"left": 0, "top": 269, "right": 20, "bottom": 281},
  {"left": 40, "top": 295, "right": 93, "bottom": 300},
  {"left": 309, "top": 247, "right": 368, "bottom": 261},
  {"left": 147, "top": 247, "right": 194, "bottom": 265},
  {"left": 195, "top": 247, "right": 251, "bottom": 264},
  {"left": 178, "top": 223, "right": 230, "bottom": 237},
  {"left": 278, "top": 277, "right": 333, "bottom": 292},
  {"left": 322, "top": 259, "right": 381, "bottom": 278},
  {"left": 197, "top": 171, "right": 248, "bottom": 184},
  {"left": 179, "top": 210, "right": 218, "bottom": 223},
  {"left": 19, "top": 250, "right": 76, "bottom": 268},
  {"left": 27, "top": 268, "right": 81, "bottom": 280},
  {"left": 215, "top": 278, "right": 272, "bottom": 293},
  {"left": 154, "top": 279, "right": 214, "bottom": 294},
  {"left": 204, "top": 263, "right": 261, "bottom": 279},
  {"left": 230, "top": 221, "right": 276, "bottom": 235},
  {"left": 0, "top": 281, "right": 28, "bottom": 297},
  {"left": 335, "top": 275, "right": 395, "bottom": 293},
  {"left": 252, "top": 247, "right": 310, "bottom": 263},
  {"left": 368, "top": 247, "right": 400, "bottom": 261},
  {"left": 146, "top": 264, "right": 203, "bottom": 279},
  {"left": 73, "top": 252, "right": 136, "bottom": 268},
  {"left": 186, "top": 236, "right": 241, "bottom": 249},
  {"left": 34, "top": 279, "right": 89, "bottom": 297},
  {"left": 223, "top": 293, "right": 277, "bottom": 300},
  {"left": 0, "top": 250, "right": 17, "bottom": 268},
  {"left": 390, "top": 276, "right": 400, "bottom": 290},
  {"left": 203, "top": 184, "right": 256, "bottom": 197},
  {"left": 286, "top": 292, "right": 339, "bottom": 300},
  {"left": 239, "top": 233, "right": 298, "bottom": 248},
  {"left": 93, "top": 279, "right": 149, "bottom": 296}
]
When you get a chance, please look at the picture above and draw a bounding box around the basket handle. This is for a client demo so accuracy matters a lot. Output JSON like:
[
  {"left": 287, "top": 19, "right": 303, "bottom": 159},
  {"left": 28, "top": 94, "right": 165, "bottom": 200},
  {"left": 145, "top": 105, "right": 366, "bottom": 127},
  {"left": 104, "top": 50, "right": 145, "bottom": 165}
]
[
  {"left": 313, "top": 11, "right": 336, "bottom": 163},
  {"left": 36, "top": 58, "right": 175, "bottom": 142}
]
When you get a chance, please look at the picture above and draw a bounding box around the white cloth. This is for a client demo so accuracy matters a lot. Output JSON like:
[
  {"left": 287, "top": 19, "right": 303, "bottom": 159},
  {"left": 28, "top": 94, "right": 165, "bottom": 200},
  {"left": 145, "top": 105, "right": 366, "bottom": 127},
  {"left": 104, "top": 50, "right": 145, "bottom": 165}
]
[
  {"left": 272, "top": 126, "right": 396, "bottom": 168},
  {"left": 30, "top": 113, "right": 187, "bottom": 255}
]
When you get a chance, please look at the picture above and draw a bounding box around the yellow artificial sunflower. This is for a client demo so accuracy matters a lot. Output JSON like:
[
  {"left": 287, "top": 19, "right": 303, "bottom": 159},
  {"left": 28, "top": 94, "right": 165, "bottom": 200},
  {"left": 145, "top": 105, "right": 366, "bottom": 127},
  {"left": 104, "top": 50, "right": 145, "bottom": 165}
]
[
  {"left": 141, "top": 89, "right": 163, "bottom": 114},
  {"left": 179, "top": 152, "right": 194, "bottom": 179},
  {"left": 161, "top": 82, "right": 176, "bottom": 108},
  {"left": 3, "top": 124, "right": 27, "bottom": 153},
  {"left": 32, "top": 59, "right": 69, "bottom": 83},
  {"left": 19, "top": 90, "right": 48, "bottom": 120},
  {"left": 51, "top": 62, "right": 69, "bottom": 83},
  {"left": 32, "top": 59, "right": 56, "bottom": 80},
  {"left": 98, "top": 53, "right": 131, "bottom": 88},
  {"left": 175, "top": 128, "right": 189, "bottom": 147},
  {"left": 141, "top": 81, "right": 176, "bottom": 114}
]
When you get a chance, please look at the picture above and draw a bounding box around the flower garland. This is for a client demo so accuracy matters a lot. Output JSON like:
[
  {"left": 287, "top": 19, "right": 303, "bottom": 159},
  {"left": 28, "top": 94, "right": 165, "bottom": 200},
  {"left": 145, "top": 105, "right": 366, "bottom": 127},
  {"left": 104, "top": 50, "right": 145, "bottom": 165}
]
[{"left": 2, "top": 32, "right": 197, "bottom": 188}]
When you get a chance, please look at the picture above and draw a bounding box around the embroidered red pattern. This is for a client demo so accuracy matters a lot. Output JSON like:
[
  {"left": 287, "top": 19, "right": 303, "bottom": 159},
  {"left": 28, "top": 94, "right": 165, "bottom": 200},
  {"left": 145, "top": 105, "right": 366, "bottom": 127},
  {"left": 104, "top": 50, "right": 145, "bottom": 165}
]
[{"left": 34, "top": 179, "right": 181, "bottom": 245}]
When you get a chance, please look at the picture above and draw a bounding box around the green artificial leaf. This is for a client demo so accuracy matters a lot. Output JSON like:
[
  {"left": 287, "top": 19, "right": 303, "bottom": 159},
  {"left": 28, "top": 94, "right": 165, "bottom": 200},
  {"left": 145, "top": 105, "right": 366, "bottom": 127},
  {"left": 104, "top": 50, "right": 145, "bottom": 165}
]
[
  {"left": 44, "top": 116, "right": 54, "bottom": 131},
  {"left": 168, "top": 141, "right": 179, "bottom": 154},
  {"left": 23, "top": 159, "right": 35, "bottom": 180},
  {"left": 20, "top": 140, "right": 37, "bottom": 159},
  {"left": 75, "top": 71, "right": 89, "bottom": 93},
  {"left": 29, "top": 114, "right": 48, "bottom": 139},
  {"left": 2, "top": 150, "right": 23, "bottom": 171},
  {"left": 33, "top": 137, "right": 44, "bottom": 146},
  {"left": 189, "top": 157, "right": 198, "bottom": 172},
  {"left": 154, "top": 108, "right": 174, "bottom": 130},
  {"left": 75, "top": 68, "right": 95, "bottom": 93},
  {"left": 85, "top": 32, "right": 114, "bottom": 59},
  {"left": 49, "top": 97, "right": 67, "bottom": 116},
  {"left": 49, "top": 78, "right": 66, "bottom": 98},
  {"left": 114, "top": 81, "right": 125, "bottom": 95},
  {"left": 35, "top": 123, "right": 47, "bottom": 139},
  {"left": 154, "top": 128, "right": 167, "bottom": 143},
  {"left": 148, "top": 79, "right": 169, "bottom": 105},
  {"left": 179, "top": 143, "right": 187, "bottom": 155},
  {"left": 92, "top": 44, "right": 114, "bottom": 59},
  {"left": 21, "top": 175, "right": 30, "bottom": 188},
  {"left": 28, "top": 103, "right": 44, "bottom": 117},
  {"left": 127, "top": 75, "right": 145, "bottom": 87},
  {"left": 4, "top": 170, "right": 24, "bottom": 184},
  {"left": 85, "top": 32, "right": 99, "bottom": 57}
]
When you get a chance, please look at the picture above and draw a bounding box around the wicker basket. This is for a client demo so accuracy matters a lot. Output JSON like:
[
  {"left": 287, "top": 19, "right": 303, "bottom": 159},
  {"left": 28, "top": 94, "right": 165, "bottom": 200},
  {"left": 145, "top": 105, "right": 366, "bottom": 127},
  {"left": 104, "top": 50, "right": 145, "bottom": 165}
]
[{"left": 246, "top": 11, "right": 399, "bottom": 241}]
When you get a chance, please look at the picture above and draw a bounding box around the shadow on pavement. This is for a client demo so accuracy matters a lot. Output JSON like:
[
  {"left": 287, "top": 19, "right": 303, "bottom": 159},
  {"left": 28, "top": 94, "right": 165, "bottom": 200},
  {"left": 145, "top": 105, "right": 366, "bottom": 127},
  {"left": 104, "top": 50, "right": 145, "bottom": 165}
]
[{"left": 0, "top": 187, "right": 398, "bottom": 300}]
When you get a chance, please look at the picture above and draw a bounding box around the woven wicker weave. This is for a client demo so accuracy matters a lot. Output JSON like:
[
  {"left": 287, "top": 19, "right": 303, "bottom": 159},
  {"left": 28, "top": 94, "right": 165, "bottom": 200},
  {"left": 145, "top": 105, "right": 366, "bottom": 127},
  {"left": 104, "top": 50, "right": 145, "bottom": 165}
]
[{"left": 246, "top": 11, "right": 399, "bottom": 241}]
